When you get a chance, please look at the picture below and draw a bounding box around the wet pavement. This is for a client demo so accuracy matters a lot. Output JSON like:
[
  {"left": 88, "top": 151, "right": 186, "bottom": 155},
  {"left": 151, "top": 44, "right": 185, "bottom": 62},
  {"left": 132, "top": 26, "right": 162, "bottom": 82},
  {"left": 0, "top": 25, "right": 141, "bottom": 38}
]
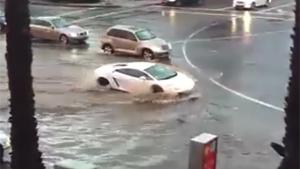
[{"left": 0, "top": 0, "right": 295, "bottom": 168}]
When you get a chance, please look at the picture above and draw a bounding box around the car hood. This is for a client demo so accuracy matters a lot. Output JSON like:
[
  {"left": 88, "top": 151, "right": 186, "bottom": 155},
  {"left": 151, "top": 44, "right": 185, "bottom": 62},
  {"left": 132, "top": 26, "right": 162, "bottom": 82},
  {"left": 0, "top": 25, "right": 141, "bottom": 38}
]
[
  {"left": 158, "top": 72, "right": 195, "bottom": 93},
  {"left": 57, "top": 25, "right": 86, "bottom": 34},
  {"left": 141, "top": 37, "right": 168, "bottom": 46}
]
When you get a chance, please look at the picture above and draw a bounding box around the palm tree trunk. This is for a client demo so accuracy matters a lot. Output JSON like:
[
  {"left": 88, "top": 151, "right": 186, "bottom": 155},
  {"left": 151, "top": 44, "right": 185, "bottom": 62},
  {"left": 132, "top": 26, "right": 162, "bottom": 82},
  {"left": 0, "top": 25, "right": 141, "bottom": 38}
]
[
  {"left": 5, "top": 0, "right": 45, "bottom": 168},
  {"left": 278, "top": 0, "right": 299, "bottom": 168}
]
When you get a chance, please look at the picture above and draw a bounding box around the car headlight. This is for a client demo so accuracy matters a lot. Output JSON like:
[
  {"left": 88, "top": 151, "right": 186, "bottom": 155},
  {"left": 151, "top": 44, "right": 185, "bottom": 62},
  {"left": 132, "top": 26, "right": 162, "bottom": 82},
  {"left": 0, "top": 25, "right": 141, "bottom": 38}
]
[{"left": 70, "top": 33, "right": 77, "bottom": 37}]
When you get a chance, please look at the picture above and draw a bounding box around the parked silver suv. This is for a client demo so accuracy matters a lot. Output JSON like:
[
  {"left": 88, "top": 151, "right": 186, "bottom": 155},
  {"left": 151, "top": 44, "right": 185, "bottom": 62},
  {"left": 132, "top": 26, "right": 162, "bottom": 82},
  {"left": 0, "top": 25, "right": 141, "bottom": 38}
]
[
  {"left": 30, "top": 16, "right": 89, "bottom": 44},
  {"left": 101, "top": 25, "right": 172, "bottom": 60}
]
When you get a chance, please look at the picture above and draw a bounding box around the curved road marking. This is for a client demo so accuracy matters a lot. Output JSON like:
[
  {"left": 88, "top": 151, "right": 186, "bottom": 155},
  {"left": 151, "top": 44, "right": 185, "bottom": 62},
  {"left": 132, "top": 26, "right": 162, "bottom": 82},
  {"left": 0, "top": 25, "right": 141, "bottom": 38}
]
[
  {"left": 209, "top": 78, "right": 284, "bottom": 112},
  {"left": 173, "top": 29, "right": 290, "bottom": 45},
  {"left": 181, "top": 24, "right": 285, "bottom": 112}
]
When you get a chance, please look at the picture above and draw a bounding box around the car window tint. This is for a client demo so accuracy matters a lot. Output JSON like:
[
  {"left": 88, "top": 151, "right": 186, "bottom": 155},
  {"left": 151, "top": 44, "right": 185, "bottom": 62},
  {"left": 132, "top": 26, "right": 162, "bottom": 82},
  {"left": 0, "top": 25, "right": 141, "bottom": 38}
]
[
  {"left": 124, "top": 32, "right": 137, "bottom": 41},
  {"left": 107, "top": 29, "right": 118, "bottom": 37},
  {"left": 40, "top": 20, "right": 52, "bottom": 27},
  {"left": 32, "top": 19, "right": 51, "bottom": 27},
  {"left": 116, "top": 68, "right": 151, "bottom": 79}
]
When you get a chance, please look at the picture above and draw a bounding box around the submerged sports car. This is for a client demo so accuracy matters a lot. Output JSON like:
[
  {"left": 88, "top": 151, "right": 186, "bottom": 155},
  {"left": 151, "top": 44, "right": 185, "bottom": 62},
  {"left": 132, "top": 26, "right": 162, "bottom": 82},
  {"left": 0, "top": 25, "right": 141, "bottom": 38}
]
[{"left": 94, "top": 62, "right": 195, "bottom": 94}]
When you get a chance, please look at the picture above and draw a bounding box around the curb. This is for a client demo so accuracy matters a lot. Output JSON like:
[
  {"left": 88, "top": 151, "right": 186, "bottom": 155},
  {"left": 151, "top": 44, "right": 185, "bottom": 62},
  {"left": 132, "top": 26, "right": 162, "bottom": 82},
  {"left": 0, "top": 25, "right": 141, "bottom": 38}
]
[{"left": 0, "top": 0, "right": 161, "bottom": 8}]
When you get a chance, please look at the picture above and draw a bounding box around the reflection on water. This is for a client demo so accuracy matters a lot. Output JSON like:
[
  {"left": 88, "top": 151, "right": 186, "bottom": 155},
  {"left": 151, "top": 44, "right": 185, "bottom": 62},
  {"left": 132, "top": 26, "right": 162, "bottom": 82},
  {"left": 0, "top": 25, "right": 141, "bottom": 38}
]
[
  {"left": 243, "top": 11, "right": 252, "bottom": 34},
  {"left": 162, "top": 9, "right": 177, "bottom": 26},
  {"left": 230, "top": 12, "right": 252, "bottom": 34}
]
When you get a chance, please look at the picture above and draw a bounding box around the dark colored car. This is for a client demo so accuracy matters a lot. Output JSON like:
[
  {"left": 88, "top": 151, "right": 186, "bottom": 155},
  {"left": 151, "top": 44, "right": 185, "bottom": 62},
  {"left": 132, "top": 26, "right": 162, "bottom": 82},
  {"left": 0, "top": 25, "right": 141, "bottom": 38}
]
[
  {"left": 0, "top": 10, "right": 6, "bottom": 33},
  {"left": 162, "top": 0, "right": 202, "bottom": 6}
]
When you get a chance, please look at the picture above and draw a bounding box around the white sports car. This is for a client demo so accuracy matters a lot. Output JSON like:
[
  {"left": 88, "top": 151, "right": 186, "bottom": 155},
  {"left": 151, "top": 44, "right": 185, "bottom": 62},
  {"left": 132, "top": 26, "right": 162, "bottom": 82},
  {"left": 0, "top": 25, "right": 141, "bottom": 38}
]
[{"left": 94, "top": 62, "right": 195, "bottom": 95}]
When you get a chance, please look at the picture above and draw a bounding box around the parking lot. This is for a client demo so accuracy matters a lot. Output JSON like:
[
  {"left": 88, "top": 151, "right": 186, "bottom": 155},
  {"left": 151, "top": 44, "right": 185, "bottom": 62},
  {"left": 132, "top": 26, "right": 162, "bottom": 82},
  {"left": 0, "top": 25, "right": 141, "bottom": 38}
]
[{"left": 0, "top": 0, "right": 295, "bottom": 168}]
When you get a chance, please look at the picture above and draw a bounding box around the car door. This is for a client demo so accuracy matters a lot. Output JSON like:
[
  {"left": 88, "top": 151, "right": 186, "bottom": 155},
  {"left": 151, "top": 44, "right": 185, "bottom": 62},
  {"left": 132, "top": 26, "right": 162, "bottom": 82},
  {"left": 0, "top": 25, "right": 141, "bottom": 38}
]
[
  {"left": 107, "top": 29, "right": 124, "bottom": 51},
  {"left": 118, "top": 31, "right": 138, "bottom": 54},
  {"left": 112, "top": 68, "right": 150, "bottom": 93},
  {"left": 30, "top": 19, "right": 44, "bottom": 39},
  {"left": 39, "top": 20, "right": 59, "bottom": 40}
]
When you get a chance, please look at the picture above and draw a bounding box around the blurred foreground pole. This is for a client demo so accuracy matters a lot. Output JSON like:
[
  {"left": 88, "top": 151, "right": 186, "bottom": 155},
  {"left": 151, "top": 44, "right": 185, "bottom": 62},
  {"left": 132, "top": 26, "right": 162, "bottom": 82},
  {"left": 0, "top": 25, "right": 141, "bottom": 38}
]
[
  {"left": 5, "top": 0, "right": 45, "bottom": 167},
  {"left": 277, "top": 0, "right": 299, "bottom": 169},
  {"left": 189, "top": 133, "right": 218, "bottom": 169}
]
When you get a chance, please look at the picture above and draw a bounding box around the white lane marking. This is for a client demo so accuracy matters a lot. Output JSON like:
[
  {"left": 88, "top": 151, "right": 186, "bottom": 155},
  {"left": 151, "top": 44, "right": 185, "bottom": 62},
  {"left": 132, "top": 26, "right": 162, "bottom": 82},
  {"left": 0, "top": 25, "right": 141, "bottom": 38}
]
[
  {"left": 181, "top": 24, "right": 285, "bottom": 112},
  {"left": 70, "top": 7, "right": 148, "bottom": 23},
  {"left": 172, "top": 29, "right": 290, "bottom": 44},
  {"left": 164, "top": 10, "right": 294, "bottom": 21},
  {"left": 57, "top": 7, "right": 97, "bottom": 17},
  {"left": 209, "top": 78, "right": 284, "bottom": 112},
  {"left": 182, "top": 23, "right": 218, "bottom": 69},
  {"left": 257, "top": 2, "right": 295, "bottom": 13}
]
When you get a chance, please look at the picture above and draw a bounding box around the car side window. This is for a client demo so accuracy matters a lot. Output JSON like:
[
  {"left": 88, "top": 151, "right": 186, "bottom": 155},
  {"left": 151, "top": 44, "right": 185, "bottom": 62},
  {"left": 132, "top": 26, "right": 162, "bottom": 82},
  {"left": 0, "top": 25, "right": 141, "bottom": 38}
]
[
  {"left": 39, "top": 20, "right": 52, "bottom": 27},
  {"left": 107, "top": 29, "right": 118, "bottom": 37},
  {"left": 124, "top": 32, "right": 137, "bottom": 41},
  {"left": 32, "top": 19, "right": 51, "bottom": 27},
  {"left": 116, "top": 68, "right": 152, "bottom": 80}
]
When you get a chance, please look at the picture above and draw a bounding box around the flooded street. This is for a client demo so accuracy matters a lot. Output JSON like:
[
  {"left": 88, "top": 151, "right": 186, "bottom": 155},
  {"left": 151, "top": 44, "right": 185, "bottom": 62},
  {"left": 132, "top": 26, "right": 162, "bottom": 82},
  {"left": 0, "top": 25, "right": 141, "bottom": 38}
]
[{"left": 0, "top": 1, "right": 295, "bottom": 168}]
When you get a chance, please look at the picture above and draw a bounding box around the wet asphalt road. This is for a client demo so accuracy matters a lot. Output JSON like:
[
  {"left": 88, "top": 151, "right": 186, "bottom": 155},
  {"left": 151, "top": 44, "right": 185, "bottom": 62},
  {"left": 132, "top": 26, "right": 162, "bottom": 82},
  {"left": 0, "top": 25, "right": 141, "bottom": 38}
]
[{"left": 0, "top": 0, "right": 295, "bottom": 169}]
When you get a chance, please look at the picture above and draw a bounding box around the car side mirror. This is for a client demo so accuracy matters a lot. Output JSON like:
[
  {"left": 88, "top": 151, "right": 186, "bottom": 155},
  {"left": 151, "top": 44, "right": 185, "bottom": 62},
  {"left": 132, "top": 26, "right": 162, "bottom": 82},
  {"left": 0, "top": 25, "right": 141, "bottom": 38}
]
[{"left": 139, "top": 76, "right": 146, "bottom": 80}]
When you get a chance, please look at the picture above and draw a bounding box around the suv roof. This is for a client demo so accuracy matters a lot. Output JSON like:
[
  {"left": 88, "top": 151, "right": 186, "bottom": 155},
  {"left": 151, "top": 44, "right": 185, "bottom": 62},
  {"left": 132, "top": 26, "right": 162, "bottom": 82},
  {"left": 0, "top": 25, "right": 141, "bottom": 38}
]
[{"left": 108, "top": 25, "right": 145, "bottom": 33}]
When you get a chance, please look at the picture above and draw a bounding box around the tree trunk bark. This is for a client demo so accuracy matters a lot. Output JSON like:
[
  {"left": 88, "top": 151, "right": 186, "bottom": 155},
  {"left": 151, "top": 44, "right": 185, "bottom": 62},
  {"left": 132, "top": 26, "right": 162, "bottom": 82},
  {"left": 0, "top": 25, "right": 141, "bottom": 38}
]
[
  {"left": 278, "top": 0, "right": 299, "bottom": 169},
  {"left": 5, "top": 0, "right": 46, "bottom": 168}
]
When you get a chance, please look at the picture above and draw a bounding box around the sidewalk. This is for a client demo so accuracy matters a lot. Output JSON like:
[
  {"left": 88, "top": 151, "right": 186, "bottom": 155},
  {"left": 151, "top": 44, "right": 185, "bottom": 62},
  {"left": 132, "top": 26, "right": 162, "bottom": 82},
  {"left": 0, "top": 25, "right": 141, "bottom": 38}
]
[{"left": 0, "top": 0, "right": 162, "bottom": 8}]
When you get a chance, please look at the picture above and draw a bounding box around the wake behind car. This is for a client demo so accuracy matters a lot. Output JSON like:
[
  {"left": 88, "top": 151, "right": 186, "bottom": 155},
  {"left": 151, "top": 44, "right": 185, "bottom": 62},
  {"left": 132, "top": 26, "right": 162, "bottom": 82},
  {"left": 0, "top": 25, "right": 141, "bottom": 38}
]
[
  {"left": 101, "top": 25, "right": 172, "bottom": 60},
  {"left": 30, "top": 16, "right": 89, "bottom": 44},
  {"left": 0, "top": 10, "right": 6, "bottom": 33},
  {"left": 94, "top": 62, "right": 195, "bottom": 95},
  {"left": 233, "top": 0, "right": 271, "bottom": 9}
]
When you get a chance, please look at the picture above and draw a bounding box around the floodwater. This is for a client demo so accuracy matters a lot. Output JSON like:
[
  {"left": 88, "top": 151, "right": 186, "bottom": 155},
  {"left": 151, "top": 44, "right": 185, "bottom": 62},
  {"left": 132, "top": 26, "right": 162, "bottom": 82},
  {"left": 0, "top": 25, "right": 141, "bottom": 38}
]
[{"left": 0, "top": 31, "right": 202, "bottom": 169}]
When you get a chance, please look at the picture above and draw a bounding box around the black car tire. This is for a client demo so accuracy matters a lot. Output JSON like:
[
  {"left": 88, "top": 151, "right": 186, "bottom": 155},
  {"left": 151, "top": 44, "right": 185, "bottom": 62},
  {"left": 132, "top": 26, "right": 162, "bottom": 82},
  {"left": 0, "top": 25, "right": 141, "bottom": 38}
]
[
  {"left": 142, "top": 49, "right": 155, "bottom": 61},
  {"left": 102, "top": 44, "right": 114, "bottom": 54},
  {"left": 251, "top": 2, "right": 256, "bottom": 10},
  {"left": 59, "top": 34, "right": 69, "bottom": 45},
  {"left": 97, "top": 77, "right": 109, "bottom": 86},
  {"left": 152, "top": 85, "right": 164, "bottom": 93},
  {"left": 265, "top": 0, "right": 270, "bottom": 7},
  {"left": 0, "top": 24, "right": 5, "bottom": 33}
]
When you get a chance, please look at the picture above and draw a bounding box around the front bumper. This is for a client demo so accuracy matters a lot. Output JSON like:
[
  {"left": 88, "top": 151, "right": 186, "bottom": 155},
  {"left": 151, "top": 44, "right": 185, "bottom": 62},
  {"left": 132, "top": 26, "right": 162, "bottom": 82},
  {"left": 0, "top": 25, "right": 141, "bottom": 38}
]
[
  {"left": 154, "top": 51, "right": 170, "bottom": 58},
  {"left": 69, "top": 36, "right": 89, "bottom": 42},
  {"left": 233, "top": 3, "right": 252, "bottom": 9}
]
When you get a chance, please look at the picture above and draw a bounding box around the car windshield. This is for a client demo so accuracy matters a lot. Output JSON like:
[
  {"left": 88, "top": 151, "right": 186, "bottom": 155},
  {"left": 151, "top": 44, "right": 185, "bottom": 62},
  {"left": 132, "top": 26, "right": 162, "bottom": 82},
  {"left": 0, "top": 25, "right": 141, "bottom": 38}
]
[
  {"left": 51, "top": 18, "right": 69, "bottom": 28},
  {"left": 0, "top": 11, "right": 4, "bottom": 17},
  {"left": 144, "top": 64, "right": 177, "bottom": 80},
  {"left": 135, "top": 29, "right": 156, "bottom": 40}
]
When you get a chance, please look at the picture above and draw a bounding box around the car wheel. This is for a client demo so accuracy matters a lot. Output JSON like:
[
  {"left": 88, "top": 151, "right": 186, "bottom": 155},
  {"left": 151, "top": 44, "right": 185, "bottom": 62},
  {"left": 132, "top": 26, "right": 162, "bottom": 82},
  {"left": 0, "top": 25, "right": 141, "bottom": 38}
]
[
  {"left": 175, "top": 0, "right": 182, "bottom": 6},
  {"left": 102, "top": 44, "right": 114, "bottom": 54},
  {"left": 265, "top": 0, "right": 270, "bottom": 7},
  {"left": 152, "top": 85, "right": 164, "bottom": 93},
  {"left": 97, "top": 77, "right": 110, "bottom": 86},
  {"left": 59, "top": 35, "right": 69, "bottom": 45},
  {"left": 0, "top": 24, "right": 5, "bottom": 33},
  {"left": 251, "top": 2, "right": 256, "bottom": 10},
  {"left": 142, "top": 49, "right": 155, "bottom": 61}
]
